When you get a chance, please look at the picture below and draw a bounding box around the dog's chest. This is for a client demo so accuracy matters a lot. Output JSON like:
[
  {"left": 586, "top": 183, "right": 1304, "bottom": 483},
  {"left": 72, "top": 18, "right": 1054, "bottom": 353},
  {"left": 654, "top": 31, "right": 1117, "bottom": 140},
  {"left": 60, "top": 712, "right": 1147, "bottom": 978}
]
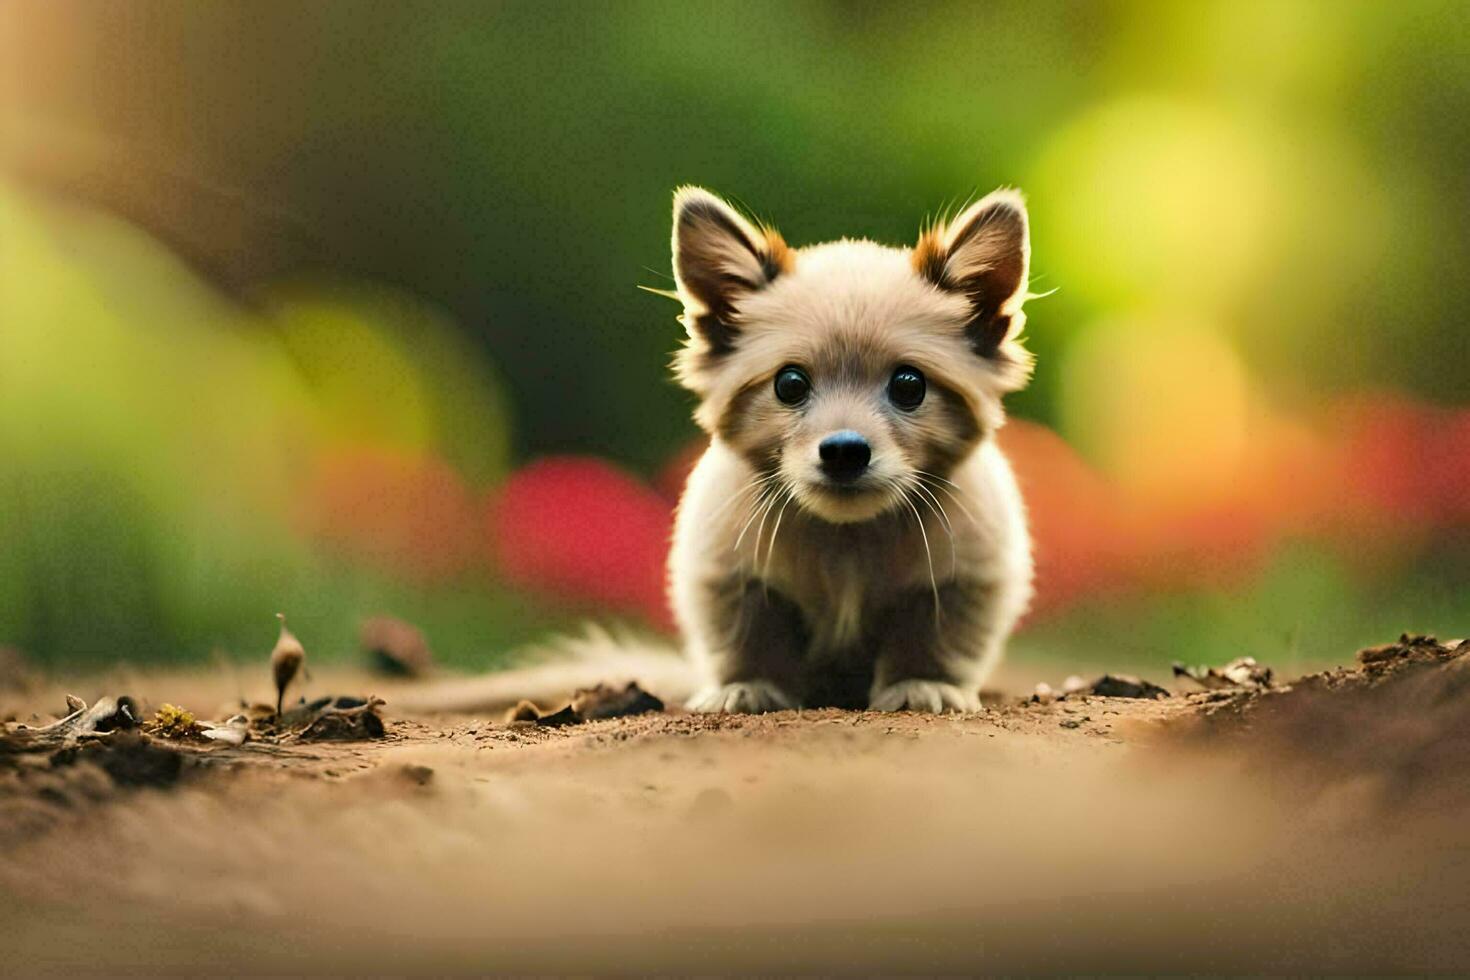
[{"left": 766, "top": 528, "right": 908, "bottom": 651}]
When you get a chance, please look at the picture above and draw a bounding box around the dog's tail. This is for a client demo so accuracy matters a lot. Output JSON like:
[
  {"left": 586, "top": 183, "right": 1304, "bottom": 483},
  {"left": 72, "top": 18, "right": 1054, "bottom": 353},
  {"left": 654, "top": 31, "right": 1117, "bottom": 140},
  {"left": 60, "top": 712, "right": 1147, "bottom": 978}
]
[{"left": 389, "top": 625, "right": 699, "bottom": 715}]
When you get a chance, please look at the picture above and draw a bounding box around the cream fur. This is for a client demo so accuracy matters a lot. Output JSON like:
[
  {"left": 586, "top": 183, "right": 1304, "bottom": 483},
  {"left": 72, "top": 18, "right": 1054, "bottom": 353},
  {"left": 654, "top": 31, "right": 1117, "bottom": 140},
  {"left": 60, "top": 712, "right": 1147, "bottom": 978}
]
[{"left": 669, "top": 187, "right": 1037, "bottom": 713}]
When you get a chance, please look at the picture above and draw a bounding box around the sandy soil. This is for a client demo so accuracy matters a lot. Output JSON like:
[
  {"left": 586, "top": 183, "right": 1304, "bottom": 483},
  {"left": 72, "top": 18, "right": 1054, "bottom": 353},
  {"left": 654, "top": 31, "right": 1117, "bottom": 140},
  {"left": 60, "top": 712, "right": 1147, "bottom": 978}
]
[{"left": 3, "top": 637, "right": 1469, "bottom": 975}]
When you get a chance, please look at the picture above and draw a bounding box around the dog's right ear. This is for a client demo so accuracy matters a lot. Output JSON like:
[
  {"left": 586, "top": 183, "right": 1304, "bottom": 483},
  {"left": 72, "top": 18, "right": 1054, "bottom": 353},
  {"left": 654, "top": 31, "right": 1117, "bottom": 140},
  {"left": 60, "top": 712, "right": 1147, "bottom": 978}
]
[
  {"left": 672, "top": 187, "right": 790, "bottom": 355},
  {"left": 913, "top": 189, "right": 1030, "bottom": 361}
]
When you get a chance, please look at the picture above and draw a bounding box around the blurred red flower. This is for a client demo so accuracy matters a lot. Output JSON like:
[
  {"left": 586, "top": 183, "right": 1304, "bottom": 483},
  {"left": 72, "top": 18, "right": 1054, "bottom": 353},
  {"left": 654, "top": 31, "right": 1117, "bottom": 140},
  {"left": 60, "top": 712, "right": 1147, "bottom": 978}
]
[
  {"left": 1328, "top": 394, "right": 1466, "bottom": 527},
  {"left": 481, "top": 393, "right": 1468, "bottom": 631},
  {"left": 487, "top": 457, "right": 675, "bottom": 631}
]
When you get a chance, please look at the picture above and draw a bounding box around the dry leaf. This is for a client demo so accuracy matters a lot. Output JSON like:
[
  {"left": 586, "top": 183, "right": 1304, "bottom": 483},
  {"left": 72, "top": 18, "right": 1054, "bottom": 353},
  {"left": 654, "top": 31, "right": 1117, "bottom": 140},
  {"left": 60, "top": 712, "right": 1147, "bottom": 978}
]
[
  {"left": 200, "top": 714, "right": 250, "bottom": 746},
  {"left": 1173, "top": 656, "right": 1273, "bottom": 691}
]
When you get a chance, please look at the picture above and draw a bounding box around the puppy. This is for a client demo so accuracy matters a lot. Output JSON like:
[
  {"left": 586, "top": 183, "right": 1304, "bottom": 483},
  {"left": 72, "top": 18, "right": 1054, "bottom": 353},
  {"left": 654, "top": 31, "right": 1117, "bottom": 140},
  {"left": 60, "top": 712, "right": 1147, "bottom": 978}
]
[{"left": 668, "top": 187, "right": 1036, "bottom": 713}]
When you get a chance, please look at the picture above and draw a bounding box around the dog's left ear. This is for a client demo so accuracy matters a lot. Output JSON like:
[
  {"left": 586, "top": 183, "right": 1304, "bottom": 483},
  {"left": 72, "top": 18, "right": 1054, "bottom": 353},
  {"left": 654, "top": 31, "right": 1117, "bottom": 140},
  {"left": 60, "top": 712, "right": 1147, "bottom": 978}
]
[
  {"left": 914, "top": 189, "right": 1030, "bottom": 358},
  {"left": 672, "top": 187, "right": 789, "bottom": 356}
]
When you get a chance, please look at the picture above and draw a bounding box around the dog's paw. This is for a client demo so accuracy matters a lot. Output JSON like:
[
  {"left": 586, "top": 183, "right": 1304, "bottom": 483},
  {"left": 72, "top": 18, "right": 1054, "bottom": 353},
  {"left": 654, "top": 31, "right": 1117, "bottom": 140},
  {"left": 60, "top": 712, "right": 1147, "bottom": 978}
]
[
  {"left": 686, "top": 681, "right": 796, "bottom": 714},
  {"left": 870, "top": 680, "right": 979, "bottom": 714}
]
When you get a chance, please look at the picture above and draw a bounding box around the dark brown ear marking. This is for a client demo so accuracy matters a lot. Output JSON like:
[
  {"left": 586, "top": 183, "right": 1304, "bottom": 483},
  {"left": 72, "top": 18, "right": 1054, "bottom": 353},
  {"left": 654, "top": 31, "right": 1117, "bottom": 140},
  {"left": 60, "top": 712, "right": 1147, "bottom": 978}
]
[
  {"left": 672, "top": 187, "right": 791, "bottom": 355},
  {"left": 913, "top": 190, "right": 1030, "bottom": 359}
]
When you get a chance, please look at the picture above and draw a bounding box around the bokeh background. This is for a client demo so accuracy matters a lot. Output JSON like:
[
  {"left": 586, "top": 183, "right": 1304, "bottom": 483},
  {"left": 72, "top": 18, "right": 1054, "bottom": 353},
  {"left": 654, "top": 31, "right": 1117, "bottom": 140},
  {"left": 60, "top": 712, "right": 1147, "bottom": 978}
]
[{"left": 1, "top": 0, "right": 1466, "bottom": 678}]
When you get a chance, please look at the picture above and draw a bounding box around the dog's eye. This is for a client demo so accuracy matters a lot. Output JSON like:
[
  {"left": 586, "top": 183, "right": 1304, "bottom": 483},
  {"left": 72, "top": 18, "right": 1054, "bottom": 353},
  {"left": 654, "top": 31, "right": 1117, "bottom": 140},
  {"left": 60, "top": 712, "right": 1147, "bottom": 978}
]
[
  {"left": 773, "top": 365, "right": 811, "bottom": 406},
  {"left": 888, "top": 366, "right": 926, "bottom": 409}
]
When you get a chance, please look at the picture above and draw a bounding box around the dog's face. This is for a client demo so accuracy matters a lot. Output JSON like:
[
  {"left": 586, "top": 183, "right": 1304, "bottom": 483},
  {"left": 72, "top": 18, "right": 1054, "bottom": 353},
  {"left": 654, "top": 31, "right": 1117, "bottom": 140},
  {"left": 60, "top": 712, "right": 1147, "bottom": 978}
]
[{"left": 670, "top": 187, "right": 1032, "bottom": 525}]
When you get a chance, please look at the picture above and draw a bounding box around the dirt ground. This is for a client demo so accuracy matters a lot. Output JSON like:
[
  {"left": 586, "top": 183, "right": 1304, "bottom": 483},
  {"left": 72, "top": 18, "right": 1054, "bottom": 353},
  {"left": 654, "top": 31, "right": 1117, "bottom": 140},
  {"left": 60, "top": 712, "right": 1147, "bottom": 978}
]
[{"left": 3, "top": 636, "right": 1470, "bottom": 975}]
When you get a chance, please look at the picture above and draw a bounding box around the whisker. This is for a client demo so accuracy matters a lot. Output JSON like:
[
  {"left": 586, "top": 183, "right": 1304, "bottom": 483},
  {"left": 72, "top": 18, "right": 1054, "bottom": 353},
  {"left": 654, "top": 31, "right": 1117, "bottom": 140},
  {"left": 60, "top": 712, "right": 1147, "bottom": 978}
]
[
  {"left": 749, "top": 484, "right": 784, "bottom": 570},
  {"left": 762, "top": 488, "right": 796, "bottom": 584},
  {"left": 902, "top": 495, "right": 942, "bottom": 627},
  {"left": 916, "top": 471, "right": 981, "bottom": 529},
  {"left": 732, "top": 481, "right": 781, "bottom": 553},
  {"left": 913, "top": 469, "right": 965, "bottom": 492},
  {"left": 909, "top": 481, "right": 958, "bottom": 578},
  {"left": 710, "top": 472, "right": 778, "bottom": 524}
]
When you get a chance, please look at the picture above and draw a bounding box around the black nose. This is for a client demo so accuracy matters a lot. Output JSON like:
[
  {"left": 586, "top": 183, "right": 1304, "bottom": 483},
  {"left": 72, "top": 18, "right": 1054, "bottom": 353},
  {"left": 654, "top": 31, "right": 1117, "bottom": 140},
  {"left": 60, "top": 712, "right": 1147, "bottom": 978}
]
[{"left": 818, "top": 430, "right": 871, "bottom": 483}]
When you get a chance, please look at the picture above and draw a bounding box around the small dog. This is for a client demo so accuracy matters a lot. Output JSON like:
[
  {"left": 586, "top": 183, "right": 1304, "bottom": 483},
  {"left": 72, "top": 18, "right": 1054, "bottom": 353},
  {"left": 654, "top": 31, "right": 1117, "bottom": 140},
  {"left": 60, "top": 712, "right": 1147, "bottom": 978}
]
[
  {"left": 396, "top": 188, "right": 1039, "bottom": 719},
  {"left": 668, "top": 187, "right": 1036, "bottom": 713}
]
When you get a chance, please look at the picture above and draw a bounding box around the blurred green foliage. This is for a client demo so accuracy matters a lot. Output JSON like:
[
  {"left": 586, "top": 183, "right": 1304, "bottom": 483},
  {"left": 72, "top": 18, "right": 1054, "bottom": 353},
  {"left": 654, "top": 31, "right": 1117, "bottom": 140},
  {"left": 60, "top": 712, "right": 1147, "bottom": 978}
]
[
  {"left": 0, "top": 0, "right": 1466, "bottom": 672},
  {"left": 11, "top": 1, "right": 1469, "bottom": 462}
]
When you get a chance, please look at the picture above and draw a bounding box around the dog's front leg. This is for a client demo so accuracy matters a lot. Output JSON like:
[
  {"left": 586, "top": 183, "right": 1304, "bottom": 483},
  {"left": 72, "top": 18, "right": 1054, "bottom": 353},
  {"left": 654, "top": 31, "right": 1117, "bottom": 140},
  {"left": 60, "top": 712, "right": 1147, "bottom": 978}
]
[
  {"left": 686, "top": 578, "right": 808, "bottom": 714},
  {"left": 867, "top": 581, "right": 997, "bottom": 713}
]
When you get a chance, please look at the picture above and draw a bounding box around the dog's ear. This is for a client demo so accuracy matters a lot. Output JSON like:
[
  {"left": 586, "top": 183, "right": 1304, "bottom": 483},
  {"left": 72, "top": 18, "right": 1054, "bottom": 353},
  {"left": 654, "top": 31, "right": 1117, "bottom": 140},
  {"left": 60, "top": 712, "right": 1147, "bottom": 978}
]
[
  {"left": 672, "top": 187, "right": 790, "bottom": 354},
  {"left": 914, "top": 189, "right": 1030, "bottom": 358}
]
